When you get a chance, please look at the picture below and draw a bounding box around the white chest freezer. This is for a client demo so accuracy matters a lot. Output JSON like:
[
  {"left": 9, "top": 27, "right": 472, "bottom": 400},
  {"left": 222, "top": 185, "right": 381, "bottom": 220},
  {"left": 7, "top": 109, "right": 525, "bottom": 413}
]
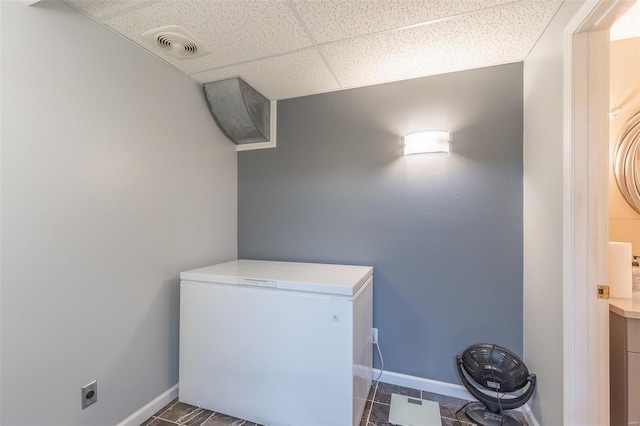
[{"left": 179, "top": 259, "right": 373, "bottom": 426}]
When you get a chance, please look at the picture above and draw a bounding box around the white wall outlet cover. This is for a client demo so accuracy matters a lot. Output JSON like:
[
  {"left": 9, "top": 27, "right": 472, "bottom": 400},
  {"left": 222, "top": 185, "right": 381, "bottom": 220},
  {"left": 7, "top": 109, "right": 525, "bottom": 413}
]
[{"left": 81, "top": 380, "right": 97, "bottom": 409}]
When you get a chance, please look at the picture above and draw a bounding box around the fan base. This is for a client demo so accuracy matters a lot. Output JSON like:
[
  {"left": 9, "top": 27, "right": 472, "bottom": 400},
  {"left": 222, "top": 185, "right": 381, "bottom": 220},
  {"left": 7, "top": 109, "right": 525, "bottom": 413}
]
[{"left": 464, "top": 402, "right": 523, "bottom": 426}]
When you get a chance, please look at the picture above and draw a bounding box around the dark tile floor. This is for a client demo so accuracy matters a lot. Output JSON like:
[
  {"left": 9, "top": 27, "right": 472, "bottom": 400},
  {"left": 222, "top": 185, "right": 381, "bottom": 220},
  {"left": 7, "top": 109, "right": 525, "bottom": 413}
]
[{"left": 142, "top": 382, "right": 528, "bottom": 426}]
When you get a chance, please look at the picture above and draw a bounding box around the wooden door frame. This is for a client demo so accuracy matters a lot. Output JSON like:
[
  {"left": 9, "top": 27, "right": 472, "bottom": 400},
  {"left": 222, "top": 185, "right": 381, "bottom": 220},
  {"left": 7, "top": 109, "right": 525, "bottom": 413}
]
[{"left": 563, "top": 1, "right": 635, "bottom": 424}]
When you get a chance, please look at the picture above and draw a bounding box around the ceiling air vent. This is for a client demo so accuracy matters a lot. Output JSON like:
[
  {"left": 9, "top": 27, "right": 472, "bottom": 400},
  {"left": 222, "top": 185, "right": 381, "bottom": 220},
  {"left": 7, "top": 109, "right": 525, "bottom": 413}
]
[{"left": 142, "top": 25, "right": 210, "bottom": 60}]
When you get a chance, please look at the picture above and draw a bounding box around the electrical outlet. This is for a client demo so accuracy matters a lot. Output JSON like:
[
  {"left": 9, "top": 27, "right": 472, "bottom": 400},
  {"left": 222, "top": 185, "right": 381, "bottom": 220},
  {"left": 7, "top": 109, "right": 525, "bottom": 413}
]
[
  {"left": 81, "top": 380, "right": 97, "bottom": 409},
  {"left": 372, "top": 328, "right": 378, "bottom": 344}
]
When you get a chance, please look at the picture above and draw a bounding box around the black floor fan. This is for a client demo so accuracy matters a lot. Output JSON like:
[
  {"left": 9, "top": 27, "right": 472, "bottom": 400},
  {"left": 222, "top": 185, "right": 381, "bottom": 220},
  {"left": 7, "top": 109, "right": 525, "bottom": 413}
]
[{"left": 456, "top": 343, "right": 536, "bottom": 426}]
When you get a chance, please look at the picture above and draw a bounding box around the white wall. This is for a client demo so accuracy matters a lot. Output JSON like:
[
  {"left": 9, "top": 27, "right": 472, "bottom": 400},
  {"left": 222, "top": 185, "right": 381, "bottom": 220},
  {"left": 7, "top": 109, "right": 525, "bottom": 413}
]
[
  {"left": 0, "top": 1, "right": 237, "bottom": 425},
  {"left": 523, "top": 1, "right": 584, "bottom": 424}
]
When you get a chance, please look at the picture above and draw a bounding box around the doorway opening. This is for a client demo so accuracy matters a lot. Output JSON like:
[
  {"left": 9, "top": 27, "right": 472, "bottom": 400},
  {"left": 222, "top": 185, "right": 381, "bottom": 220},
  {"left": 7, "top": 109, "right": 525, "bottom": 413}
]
[
  {"left": 564, "top": 1, "right": 638, "bottom": 425},
  {"left": 607, "top": 3, "right": 640, "bottom": 425}
]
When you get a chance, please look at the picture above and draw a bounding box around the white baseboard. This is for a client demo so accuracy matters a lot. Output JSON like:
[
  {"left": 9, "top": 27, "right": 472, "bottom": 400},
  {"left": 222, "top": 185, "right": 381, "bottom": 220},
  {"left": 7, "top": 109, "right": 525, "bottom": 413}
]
[
  {"left": 116, "top": 384, "right": 179, "bottom": 426},
  {"left": 372, "top": 369, "right": 540, "bottom": 421},
  {"left": 372, "top": 369, "right": 473, "bottom": 401}
]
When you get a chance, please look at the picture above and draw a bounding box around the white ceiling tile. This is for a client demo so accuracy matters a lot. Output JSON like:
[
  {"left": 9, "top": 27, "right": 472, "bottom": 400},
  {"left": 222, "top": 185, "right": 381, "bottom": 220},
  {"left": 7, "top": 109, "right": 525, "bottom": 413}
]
[
  {"left": 103, "top": 0, "right": 313, "bottom": 74},
  {"left": 320, "top": 0, "right": 561, "bottom": 89},
  {"left": 68, "top": 0, "right": 563, "bottom": 101},
  {"left": 191, "top": 49, "right": 339, "bottom": 100},
  {"left": 611, "top": 1, "right": 640, "bottom": 41},
  {"left": 291, "top": 0, "right": 518, "bottom": 44},
  {"left": 65, "top": 0, "right": 152, "bottom": 19}
]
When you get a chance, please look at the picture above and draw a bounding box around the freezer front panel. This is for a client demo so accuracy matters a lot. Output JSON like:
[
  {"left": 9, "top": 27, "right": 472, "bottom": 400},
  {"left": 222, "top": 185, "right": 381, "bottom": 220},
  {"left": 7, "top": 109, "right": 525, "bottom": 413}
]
[{"left": 179, "top": 280, "right": 355, "bottom": 426}]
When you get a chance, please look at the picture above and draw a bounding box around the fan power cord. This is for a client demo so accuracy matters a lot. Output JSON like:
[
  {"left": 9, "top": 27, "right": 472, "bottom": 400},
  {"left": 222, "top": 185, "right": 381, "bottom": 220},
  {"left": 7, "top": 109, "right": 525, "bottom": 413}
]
[
  {"left": 454, "top": 401, "right": 472, "bottom": 426},
  {"left": 373, "top": 335, "right": 385, "bottom": 384},
  {"left": 490, "top": 344, "right": 505, "bottom": 426}
]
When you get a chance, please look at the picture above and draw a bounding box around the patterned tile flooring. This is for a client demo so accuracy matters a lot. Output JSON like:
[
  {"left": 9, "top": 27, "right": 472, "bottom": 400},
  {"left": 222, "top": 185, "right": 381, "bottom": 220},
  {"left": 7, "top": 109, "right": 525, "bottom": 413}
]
[{"left": 141, "top": 382, "right": 528, "bottom": 426}]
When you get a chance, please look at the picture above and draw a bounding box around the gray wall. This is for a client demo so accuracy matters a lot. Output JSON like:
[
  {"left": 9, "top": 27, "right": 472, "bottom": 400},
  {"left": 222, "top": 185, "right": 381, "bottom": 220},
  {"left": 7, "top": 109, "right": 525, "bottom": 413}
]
[
  {"left": 523, "top": 1, "right": 585, "bottom": 424},
  {"left": 0, "top": 2, "right": 237, "bottom": 425},
  {"left": 239, "top": 63, "right": 523, "bottom": 384}
]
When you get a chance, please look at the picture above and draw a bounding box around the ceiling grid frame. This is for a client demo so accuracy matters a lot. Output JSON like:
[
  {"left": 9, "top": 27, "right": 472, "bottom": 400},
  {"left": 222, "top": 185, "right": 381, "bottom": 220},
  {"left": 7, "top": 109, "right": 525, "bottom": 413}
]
[
  {"left": 63, "top": 0, "right": 565, "bottom": 100},
  {"left": 285, "top": 0, "right": 343, "bottom": 89}
]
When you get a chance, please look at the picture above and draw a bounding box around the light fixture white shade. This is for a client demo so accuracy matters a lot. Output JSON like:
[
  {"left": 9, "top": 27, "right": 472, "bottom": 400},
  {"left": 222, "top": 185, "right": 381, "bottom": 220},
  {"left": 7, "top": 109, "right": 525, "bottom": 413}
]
[{"left": 403, "top": 130, "right": 450, "bottom": 155}]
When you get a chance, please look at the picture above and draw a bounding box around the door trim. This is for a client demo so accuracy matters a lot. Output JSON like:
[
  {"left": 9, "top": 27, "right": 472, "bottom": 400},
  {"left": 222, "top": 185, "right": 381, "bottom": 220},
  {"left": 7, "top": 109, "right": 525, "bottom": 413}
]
[{"left": 563, "top": 1, "right": 635, "bottom": 424}]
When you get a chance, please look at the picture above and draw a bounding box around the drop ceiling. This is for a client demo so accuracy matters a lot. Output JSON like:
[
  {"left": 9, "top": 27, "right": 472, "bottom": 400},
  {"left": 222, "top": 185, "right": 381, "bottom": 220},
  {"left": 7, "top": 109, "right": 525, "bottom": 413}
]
[{"left": 65, "top": 0, "right": 563, "bottom": 100}]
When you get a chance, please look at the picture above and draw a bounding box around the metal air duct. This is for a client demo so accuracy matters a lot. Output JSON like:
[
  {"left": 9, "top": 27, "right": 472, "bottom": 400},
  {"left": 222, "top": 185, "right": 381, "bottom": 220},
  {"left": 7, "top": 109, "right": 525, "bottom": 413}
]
[{"left": 204, "top": 77, "right": 275, "bottom": 148}]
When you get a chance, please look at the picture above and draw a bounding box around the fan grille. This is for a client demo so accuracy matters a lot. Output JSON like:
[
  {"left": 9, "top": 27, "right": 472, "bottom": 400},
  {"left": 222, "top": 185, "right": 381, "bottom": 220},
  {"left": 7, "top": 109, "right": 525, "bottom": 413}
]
[
  {"left": 457, "top": 343, "right": 536, "bottom": 416},
  {"left": 461, "top": 343, "right": 530, "bottom": 391}
]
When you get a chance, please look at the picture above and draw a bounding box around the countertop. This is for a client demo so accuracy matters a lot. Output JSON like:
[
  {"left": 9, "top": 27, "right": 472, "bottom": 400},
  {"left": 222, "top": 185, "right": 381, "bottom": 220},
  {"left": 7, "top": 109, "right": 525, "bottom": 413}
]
[{"left": 610, "top": 293, "right": 640, "bottom": 319}]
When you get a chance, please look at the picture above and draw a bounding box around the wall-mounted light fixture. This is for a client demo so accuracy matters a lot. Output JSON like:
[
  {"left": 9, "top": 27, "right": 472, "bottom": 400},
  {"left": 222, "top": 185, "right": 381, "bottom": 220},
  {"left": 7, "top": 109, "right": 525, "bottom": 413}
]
[{"left": 403, "top": 130, "right": 450, "bottom": 156}]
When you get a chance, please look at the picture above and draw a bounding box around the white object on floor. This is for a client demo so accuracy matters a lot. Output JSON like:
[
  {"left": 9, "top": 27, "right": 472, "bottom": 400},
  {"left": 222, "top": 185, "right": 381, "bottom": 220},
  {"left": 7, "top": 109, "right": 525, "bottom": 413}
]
[
  {"left": 389, "top": 393, "right": 442, "bottom": 426},
  {"left": 179, "top": 259, "right": 373, "bottom": 426}
]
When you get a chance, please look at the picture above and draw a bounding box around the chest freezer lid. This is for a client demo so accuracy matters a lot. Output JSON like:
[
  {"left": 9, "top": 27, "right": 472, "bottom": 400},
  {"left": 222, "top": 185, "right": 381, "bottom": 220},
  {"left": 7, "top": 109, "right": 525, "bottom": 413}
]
[{"left": 180, "top": 259, "right": 373, "bottom": 297}]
